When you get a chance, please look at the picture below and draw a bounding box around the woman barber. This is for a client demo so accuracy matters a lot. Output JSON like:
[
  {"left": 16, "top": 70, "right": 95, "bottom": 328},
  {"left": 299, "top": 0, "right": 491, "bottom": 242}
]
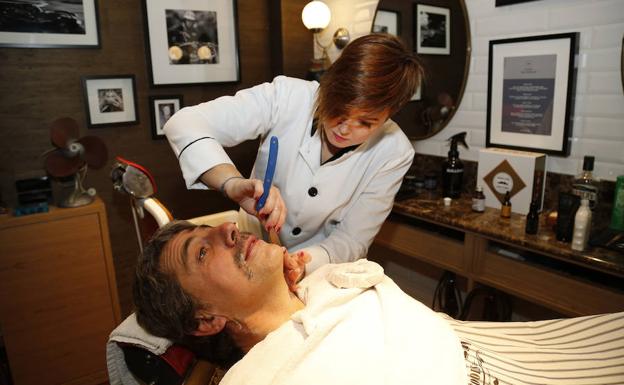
[{"left": 164, "top": 33, "right": 423, "bottom": 280}]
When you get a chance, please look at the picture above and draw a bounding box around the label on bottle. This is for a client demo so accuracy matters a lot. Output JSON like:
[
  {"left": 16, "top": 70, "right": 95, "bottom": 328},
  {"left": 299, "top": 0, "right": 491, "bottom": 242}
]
[{"left": 472, "top": 198, "right": 485, "bottom": 212}]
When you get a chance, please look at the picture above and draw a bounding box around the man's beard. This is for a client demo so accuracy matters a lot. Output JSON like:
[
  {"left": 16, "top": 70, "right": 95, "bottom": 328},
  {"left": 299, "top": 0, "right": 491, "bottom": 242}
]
[{"left": 234, "top": 232, "right": 254, "bottom": 280}]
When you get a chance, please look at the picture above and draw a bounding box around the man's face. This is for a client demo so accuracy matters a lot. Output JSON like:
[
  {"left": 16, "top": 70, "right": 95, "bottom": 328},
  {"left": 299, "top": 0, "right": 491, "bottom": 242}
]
[
  {"left": 160, "top": 223, "right": 286, "bottom": 317},
  {"left": 323, "top": 107, "right": 391, "bottom": 148}
]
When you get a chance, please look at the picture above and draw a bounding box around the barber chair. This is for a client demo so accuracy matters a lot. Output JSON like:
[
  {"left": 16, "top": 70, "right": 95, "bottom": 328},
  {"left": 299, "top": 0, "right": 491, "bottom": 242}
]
[{"left": 108, "top": 157, "right": 236, "bottom": 385}]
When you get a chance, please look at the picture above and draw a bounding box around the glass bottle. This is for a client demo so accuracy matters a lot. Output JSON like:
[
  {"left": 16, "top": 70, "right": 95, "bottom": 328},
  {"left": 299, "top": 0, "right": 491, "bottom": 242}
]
[
  {"left": 472, "top": 186, "right": 485, "bottom": 213},
  {"left": 501, "top": 191, "right": 512, "bottom": 218},
  {"left": 572, "top": 156, "right": 599, "bottom": 210},
  {"left": 525, "top": 201, "right": 539, "bottom": 235}
]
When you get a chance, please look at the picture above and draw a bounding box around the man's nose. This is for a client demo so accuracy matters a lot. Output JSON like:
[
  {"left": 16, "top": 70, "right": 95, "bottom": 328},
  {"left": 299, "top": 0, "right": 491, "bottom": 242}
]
[{"left": 218, "top": 222, "right": 238, "bottom": 247}]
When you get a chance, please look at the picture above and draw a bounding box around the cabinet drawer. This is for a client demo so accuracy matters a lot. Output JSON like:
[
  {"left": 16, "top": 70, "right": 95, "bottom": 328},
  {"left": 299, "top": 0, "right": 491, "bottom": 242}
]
[
  {"left": 375, "top": 220, "right": 465, "bottom": 272},
  {"left": 475, "top": 248, "right": 624, "bottom": 316}
]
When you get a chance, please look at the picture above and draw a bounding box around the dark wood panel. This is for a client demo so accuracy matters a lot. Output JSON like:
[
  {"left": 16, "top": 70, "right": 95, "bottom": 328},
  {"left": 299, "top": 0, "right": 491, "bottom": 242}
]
[{"left": 0, "top": 0, "right": 292, "bottom": 317}]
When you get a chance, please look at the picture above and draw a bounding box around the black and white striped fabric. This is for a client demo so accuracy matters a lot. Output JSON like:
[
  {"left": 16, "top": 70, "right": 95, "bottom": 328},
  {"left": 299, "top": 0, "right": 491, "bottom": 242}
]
[{"left": 441, "top": 312, "right": 624, "bottom": 385}]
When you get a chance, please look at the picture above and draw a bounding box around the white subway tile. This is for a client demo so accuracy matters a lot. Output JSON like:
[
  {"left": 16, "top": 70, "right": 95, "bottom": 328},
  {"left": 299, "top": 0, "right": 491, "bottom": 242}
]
[
  {"left": 548, "top": 1, "right": 624, "bottom": 30},
  {"left": 583, "top": 48, "right": 620, "bottom": 71},
  {"left": 582, "top": 94, "right": 624, "bottom": 117},
  {"left": 476, "top": 11, "right": 548, "bottom": 38},
  {"left": 587, "top": 72, "right": 623, "bottom": 94},
  {"left": 583, "top": 117, "right": 624, "bottom": 140},
  {"left": 570, "top": 138, "right": 624, "bottom": 163},
  {"left": 466, "top": 74, "right": 488, "bottom": 93},
  {"left": 591, "top": 23, "right": 624, "bottom": 49}
]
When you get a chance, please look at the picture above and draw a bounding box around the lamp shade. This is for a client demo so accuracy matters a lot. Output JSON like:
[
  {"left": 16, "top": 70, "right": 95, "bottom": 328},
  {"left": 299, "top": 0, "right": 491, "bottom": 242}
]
[{"left": 301, "top": 1, "right": 331, "bottom": 30}]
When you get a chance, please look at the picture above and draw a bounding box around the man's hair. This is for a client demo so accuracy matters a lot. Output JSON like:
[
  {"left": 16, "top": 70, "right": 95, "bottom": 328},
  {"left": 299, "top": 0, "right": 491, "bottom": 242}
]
[
  {"left": 315, "top": 33, "right": 425, "bottom": 123},
  {"left": 133, "top": 220, "right": 243, "bottom": 368},
  {"left": 133, "top": 220, "right": 199, "bottom": 340}
]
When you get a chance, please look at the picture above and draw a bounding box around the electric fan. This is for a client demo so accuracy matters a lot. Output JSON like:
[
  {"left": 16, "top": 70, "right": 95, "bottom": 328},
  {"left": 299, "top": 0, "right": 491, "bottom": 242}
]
[{"left": 43, "top": 117, "right": 108, "bottom": 207}]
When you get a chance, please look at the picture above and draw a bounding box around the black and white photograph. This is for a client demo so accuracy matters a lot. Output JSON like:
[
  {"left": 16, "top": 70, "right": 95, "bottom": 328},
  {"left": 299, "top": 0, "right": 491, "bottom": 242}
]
[
  {"left": 149, "top": 95, "right": 182, "bottom": 139},
  {"left": 372, "top": 9, "right": 399, "bottom": 36},
  {"left": 166, "top": 9, "right": 218, "bottom": 65},
  {"left": 143, "top": 0, "right": 239, "bottom": 86},
  {"left": 82, "top": 75, "right": 138, "bottom": 128},
  {"left": 415, "top": 4, "right": 450, "bottom": 55},
  {"left": 98, "top": 88, "right": 123, "bottom": 113},
  {"left": 0, "top": 0, "right": 99, "bottom": 47},
  {"left": 486, "top": 33, "right": 579, "bottom": 156}
]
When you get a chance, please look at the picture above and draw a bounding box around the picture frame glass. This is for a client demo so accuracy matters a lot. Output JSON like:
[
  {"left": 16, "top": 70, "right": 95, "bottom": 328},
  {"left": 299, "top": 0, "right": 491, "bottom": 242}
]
[
  {"left": 151, "top": 97, "right": 182, "bottom": 138},
  {"left": 487, "top": 34, "right": 578, "bottom": 155},
  {"left": 416, "top": 4, "right": 450, "bottom": 55},
  {"left": 0, "top": 0, "right": 99, "bottom": 47},
  {"left": 373, "top": 10, "right": 399, "bottom": 36},
  {"left": 84, "top": 77, "right": 137, "bottom": 127},
  {"left": 144, "top": 0, "right": 239, "bottom": 85}
]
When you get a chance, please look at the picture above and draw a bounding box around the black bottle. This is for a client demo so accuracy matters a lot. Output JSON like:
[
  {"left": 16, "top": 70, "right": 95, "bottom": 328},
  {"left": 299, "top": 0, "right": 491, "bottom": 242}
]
[
  {"left": 525, "top": 201, "right": 539, "bottom": 235},
  {"left": 442, "top": 132, "right": 469, "bottom": 198}
]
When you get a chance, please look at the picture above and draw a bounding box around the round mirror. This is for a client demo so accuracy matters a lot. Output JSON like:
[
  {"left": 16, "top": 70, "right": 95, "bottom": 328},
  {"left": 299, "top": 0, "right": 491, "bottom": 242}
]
[{"left": 373, "top": 0, "right": 471, "bottom": 140}]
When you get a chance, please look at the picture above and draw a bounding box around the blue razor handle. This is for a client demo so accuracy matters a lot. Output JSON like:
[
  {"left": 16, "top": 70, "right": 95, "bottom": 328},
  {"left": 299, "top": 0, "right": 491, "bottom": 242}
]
[{"left": 256, "top": 136, "right": 279, "bottom": 211}]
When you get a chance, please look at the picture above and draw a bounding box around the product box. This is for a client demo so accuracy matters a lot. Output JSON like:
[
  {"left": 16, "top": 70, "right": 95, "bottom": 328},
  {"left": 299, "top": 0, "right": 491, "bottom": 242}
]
[{"left": 476, "top": 148, "right": 546, "bottom": 215}]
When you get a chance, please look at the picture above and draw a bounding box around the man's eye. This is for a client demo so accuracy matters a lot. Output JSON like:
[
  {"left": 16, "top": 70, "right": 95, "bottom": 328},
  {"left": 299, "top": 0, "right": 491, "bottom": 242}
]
[
  {"left": 359, "top": 121, "right": 373, "bottom": 128},
  {"left": 198, "top": 247, "right": 207, "bottom": 261}
]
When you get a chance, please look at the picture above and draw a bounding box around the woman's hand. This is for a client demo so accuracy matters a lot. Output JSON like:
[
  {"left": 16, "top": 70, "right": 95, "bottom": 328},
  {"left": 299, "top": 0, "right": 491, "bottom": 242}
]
[
  {"left": 283, "top": 250, "right": 310, "bottom": 292},
  {"left": 223, "top": 177, "right": 287, "bottom": 232}
]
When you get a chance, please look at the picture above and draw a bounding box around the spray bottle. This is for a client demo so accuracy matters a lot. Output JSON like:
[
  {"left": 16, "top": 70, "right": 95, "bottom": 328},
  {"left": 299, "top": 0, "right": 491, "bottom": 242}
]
[{"left": 442, "top": 132, "right": 468, "bottom": 198}]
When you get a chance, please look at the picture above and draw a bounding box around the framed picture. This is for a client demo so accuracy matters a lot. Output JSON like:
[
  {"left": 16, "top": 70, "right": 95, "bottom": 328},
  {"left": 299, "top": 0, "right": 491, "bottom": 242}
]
[
  {"left": 486, "top": 33, "right": 579, "bottom": 156},
  {"left": 142, "top": 0, "right": 240, "bottom": 86},
  {"left": 0, "top": 0, "right": 100, "bottom": 48},
  {"left": 373, "top": 9, "right": 400, "bottom": 36},
  {"left": 415, "top": 4, "right": 450, "bottom": 55},
  {"left": 149, "top": 95, "right": 183, "bottom": 139},
  {"left": 82, "top": 75, "right": 139, "bottom": 128}
]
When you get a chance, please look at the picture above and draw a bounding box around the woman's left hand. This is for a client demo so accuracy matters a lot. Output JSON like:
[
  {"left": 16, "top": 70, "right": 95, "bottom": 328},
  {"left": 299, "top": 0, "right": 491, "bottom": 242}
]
[{"left": 284, "top": 250, "right": 310, "bottom": 292}]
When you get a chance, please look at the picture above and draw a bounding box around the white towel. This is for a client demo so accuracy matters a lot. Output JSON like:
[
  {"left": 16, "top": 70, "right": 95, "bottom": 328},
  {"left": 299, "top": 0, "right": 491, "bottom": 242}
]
[
  {"left": 106, "top": 313, "right": 174, "bottom": 385},
  {"left": 221, "top": 260, "right": 467, "bottom": 385}
]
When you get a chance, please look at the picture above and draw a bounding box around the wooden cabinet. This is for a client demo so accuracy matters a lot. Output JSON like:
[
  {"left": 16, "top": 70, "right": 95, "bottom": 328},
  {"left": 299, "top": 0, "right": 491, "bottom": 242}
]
[
  {"left": 375, "top": 215, "right": 624, "bottom": 317},
  {"left": 0, "top": 198, "right": 120, "bottom": 385}
]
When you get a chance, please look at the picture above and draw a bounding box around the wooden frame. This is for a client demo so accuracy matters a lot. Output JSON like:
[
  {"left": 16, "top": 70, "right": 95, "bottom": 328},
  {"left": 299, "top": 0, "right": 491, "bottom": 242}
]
[
  {"left": 149, "top": 95, "right": 183, "bottom": 139},
  {"left": 0, "top": 0, "right": 100, "bottom": 48},
  {"left": 373, "top": 9, "right": 400, "bottom": 36},
  {"left": 82, "top": 75, "right": 139, "bottom": 128},
  {"left": 486, "top": 33, "right": 579, "bottom": 156},
  {"left": 142, "top": 0, "right": 240, "bottom": 86},
  {"left": 415, "top": 4, "right": 450, "bottom": 55}
]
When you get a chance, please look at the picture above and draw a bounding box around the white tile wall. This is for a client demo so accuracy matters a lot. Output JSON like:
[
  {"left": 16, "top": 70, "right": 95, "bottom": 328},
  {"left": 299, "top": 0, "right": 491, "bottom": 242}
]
[{"left": 322, "top": 0, "right": 624, "bottom": 181}]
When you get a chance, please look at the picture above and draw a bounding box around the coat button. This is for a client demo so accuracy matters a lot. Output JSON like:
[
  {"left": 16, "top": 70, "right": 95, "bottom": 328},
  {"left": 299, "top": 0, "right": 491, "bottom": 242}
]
[
  {"left": 308, "top": 187, "right": 318, "bottom": 197},
  {"left": 292, "top": 227, "right": 301, "bottom": 235}
]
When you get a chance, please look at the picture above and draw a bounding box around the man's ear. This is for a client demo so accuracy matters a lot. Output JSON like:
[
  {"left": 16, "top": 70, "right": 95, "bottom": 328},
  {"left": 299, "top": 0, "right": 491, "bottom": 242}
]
[{"left": 192, "top": 311, "right": 227, "bottom": 336}]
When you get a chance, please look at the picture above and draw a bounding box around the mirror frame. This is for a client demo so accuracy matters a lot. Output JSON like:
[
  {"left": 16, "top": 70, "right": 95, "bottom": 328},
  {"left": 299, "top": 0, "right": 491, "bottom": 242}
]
[{"left": 373, "top": 0, "right": 472, "bottom": 140}]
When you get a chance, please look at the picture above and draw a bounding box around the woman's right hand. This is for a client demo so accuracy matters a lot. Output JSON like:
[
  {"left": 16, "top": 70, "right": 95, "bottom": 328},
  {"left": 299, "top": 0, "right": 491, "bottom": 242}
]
[{"left": 223, "top": 177, "right": 287, "bottom": 232}]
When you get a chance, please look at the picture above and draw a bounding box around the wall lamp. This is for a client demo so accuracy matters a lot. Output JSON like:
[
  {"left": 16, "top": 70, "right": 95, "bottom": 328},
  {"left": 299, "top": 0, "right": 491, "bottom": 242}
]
[{"left": 301, "top": 1, "right": 350, "bottom": 78}]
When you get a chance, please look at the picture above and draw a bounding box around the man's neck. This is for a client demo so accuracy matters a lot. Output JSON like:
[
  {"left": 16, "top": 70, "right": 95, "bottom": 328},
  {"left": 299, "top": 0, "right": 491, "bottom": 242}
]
[{"left": 228, "top": 282, "right": 304, "bottom": 352}]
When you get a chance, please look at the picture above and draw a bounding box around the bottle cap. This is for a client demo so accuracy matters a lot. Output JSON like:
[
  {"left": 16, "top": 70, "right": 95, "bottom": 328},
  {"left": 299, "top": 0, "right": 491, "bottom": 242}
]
[{"left": 582, "top": 156, "right": 595, "bottom": 171}]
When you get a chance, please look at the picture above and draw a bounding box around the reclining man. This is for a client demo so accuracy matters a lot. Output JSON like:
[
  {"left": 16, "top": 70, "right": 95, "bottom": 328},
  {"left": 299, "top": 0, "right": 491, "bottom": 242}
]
[{"left": 133, "top": 220, "right": 467, "bottom": 384}]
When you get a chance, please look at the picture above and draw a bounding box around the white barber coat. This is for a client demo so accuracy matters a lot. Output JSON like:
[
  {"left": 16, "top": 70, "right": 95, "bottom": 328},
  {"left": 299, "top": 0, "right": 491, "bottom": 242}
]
[{"left": 164, "top": 76, "right": 415, "bottom": 273}]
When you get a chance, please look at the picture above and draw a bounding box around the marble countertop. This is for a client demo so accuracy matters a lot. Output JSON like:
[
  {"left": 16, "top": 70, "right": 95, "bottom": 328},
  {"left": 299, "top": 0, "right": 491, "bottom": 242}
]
[{"left": 391, "top": 191, "right": 624, "bottom": 278}]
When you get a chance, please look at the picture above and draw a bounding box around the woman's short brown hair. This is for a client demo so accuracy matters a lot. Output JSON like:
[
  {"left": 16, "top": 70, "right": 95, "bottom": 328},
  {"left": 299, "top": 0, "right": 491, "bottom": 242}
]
[{"left": 315, "top": 33, "right": 424, "bottom": 123}]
